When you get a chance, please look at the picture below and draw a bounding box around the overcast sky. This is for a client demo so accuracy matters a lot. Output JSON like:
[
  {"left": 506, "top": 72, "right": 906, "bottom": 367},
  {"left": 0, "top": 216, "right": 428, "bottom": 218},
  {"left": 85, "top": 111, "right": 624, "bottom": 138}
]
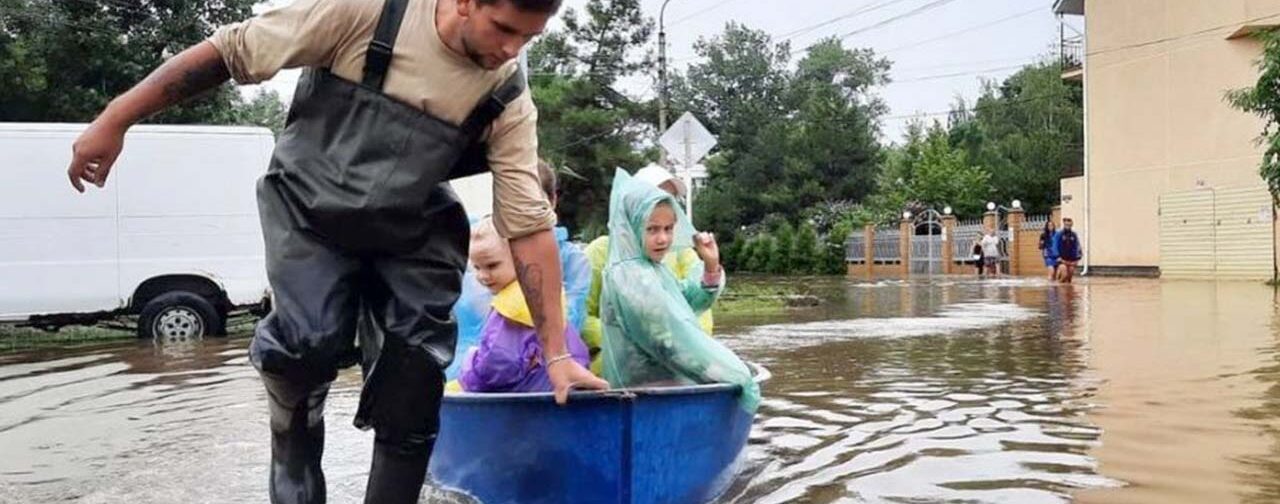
[{"left": 241, "top": 0, "right": 1082, "bottom": 143}]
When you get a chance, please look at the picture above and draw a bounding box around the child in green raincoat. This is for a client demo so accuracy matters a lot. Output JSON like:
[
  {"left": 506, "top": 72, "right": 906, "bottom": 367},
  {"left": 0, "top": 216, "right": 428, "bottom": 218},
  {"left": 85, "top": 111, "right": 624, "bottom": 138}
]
[
  {"left": 583, "top": 165, "right": 714, "bottom": 374},
  {"left": 598, "top": 169, "right": 760, "bottom": 412}
]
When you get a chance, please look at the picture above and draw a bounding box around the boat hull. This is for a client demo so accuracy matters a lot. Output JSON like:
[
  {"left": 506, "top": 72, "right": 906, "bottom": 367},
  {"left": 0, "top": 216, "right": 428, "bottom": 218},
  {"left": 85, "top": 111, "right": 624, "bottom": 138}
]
[{"left": 428, "top": 365, "right": 768, "bottom": 504}]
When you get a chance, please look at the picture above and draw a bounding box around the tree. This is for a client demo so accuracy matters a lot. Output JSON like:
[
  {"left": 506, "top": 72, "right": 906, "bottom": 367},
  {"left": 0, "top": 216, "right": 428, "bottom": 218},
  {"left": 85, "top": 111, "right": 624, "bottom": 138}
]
[
  {"left": 671, "top": 24, "right": 792, "bottom": 235},
  {"left": 225, "top": 89, "right": 288, "bottom": 135},
  {"left": 792, "top": 221, "right": 819, "bottom": 274},
  {"left": 1228, "top": 30, "right": 1280, "bottom": 284},
  {"left": 1228, "top": 30, "right": 1280, "bottom": 209},
  {"left": 782, "top": 39, "right": 889, "bottom": 204},
  {"left": 0, "top": 0, "right": 261, "bottom": 124},
  {"left": 722, "top": 237, "right": 744, "bottom": 272},
  {"left": 527, "top": 0, "right": 652, "bottom": 233},
  {"left": 768, "top": 222, "right": 794, "bottom": 274},
  {"left": 824, "top": 220, "right": 854, "bottom": 275},
  {"left": 672, "top": 27, "right": 889, "bottom": 239},
  {"left": 869, "top": 122, "right": 992, "bottom": 219},
  {"left": 947, "top": 61, "right": 1083, "bottom": 213},
  {"left": 745, "top": 235, "right": 770, "bottom": 273}
]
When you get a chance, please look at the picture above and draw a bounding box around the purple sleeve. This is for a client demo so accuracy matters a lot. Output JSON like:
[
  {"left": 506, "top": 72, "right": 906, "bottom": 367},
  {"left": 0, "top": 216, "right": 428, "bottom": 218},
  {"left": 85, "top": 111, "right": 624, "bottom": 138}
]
[
  {"left": 522, "top": 324, "right": 591, "bottom": 370},
  {"left": 459, "top": 313, "right": 527, "bottom": 392},
  {"left": 567, "top": 324, "right": 592, "bottom": 367}
]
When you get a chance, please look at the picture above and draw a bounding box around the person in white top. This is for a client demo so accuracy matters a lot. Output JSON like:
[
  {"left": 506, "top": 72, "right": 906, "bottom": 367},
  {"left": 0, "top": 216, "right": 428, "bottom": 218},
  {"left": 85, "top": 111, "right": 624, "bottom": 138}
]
[{"left": 980, "top": 227, "right": 1002, "bottom": 276}]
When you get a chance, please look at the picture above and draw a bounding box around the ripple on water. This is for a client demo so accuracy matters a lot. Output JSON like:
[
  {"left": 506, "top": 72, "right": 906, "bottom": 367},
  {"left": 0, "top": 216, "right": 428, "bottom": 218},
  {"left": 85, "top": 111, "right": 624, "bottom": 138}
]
[
  {"left": 721, "top": 302, "right": 1040, "bottom": 351},
  {"left": 723, "top": 290, "right": 1121, "bottom": 503}
]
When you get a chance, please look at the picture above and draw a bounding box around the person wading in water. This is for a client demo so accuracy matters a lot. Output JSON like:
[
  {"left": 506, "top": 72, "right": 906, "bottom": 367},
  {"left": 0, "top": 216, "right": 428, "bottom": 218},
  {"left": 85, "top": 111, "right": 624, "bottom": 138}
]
[{"left": 64, "top": 0, "right": 607, "bottom": 501}]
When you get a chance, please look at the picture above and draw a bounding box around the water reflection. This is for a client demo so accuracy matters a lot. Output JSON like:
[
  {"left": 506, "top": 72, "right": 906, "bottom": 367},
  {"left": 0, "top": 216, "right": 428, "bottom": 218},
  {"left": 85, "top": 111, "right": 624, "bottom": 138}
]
[
  {"left": 720, "top": 279, "right": 1115, "bottom": 503},
  {"left": 0, "top": 277, "right": 1278, "bottom": 503}
]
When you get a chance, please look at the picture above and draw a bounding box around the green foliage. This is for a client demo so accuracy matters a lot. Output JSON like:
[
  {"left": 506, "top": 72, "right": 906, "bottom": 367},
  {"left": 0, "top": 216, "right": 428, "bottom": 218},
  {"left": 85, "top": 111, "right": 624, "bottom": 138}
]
[
  {"left": 745, "top": 235, "right": 770, "bottom": 273},
  {"left": 224, "top": 89, "right": 288, "bottom": 135},
  {"left": 947, "top": 62, "right": 1083, "bottom": 213},
  {"left": 527, "top": 0, "right": 652, "bottom": 232},
  {"left": 1227, "top": 29, "right": 1280, "bottom": 207},
  {"left": 824, "top": 220, "right": 854, "bottom": 274},
  {"left": 767, "top": 222, "right": 794, "bottom": 274},
  {"left": 727, "top": 219, "right": 837, "bottom": 276},
  {"left": 0, "top": 0, "right": 283, "bottom": 130},
  {"left": 868, "top": 122, "right": 992, "bottom": 219},
  {"left": 791, "top": 221, "right": 819, "bottom": 274},
  {"left": 670, "top": 26, "right": 888, "bottom": 238},
  {"left": 721, "top": 237, "right": 744, "bottom": 272}
]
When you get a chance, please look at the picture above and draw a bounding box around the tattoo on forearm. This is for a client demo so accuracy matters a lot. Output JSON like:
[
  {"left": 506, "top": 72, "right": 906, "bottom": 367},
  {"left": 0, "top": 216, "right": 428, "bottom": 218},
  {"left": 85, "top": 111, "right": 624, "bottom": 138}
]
[
  {"left": 155, "top": 60, "right": 230, "bottom": 104},
  {"left": 515, "top": 258, "right": 548, "bottom": 344}
]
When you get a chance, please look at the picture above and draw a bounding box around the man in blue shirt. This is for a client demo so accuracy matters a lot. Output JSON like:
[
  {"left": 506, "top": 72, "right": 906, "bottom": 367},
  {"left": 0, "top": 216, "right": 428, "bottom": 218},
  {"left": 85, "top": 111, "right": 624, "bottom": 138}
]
[{"left": 1053, "top": 218, "right": 1083, "bottom": 283}]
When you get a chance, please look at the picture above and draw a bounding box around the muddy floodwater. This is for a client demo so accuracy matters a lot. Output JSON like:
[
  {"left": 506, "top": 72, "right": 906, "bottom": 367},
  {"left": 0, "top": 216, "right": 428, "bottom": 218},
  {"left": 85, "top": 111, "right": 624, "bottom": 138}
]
[{"left": 2, "top": 277, "right": 1278, "bottom": 503}]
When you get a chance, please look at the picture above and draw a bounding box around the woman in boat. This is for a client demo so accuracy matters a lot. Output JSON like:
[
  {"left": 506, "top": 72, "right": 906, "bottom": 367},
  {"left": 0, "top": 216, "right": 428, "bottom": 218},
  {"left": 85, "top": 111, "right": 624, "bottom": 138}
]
[{"left": 597, "top": 169, "right": 759, "bottom": 412}]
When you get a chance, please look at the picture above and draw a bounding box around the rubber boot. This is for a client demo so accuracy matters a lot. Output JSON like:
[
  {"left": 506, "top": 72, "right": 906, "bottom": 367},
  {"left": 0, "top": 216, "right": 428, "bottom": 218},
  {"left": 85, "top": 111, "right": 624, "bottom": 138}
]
[
  {"left": 263, "top": 373, "right": 331, "bottom": 504},
  {"left": 363, "top": 436, "right": 435, "bottom": 504},
  {"left": 356, "top": 331, "right": 442, "bottom": 504}
]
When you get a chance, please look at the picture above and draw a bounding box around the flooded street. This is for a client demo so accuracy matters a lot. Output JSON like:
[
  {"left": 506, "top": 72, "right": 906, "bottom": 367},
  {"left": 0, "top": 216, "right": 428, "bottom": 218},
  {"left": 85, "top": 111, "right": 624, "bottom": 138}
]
[{"left": 2, "top": 277, "right": 1278, "bottom": 503}]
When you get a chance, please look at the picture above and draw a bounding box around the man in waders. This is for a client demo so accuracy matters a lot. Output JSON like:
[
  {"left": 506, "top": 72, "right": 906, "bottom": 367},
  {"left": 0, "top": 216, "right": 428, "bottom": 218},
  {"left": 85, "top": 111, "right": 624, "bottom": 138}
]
[{"left": 65, "top": 0, "right": 608, "bottom": 501}]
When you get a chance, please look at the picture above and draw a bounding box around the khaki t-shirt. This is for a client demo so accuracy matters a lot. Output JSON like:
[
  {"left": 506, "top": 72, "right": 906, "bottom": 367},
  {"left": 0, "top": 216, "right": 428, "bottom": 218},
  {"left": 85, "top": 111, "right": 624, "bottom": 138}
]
[{"left": 209, "top": 0, "right": 553, "bottom": 238}]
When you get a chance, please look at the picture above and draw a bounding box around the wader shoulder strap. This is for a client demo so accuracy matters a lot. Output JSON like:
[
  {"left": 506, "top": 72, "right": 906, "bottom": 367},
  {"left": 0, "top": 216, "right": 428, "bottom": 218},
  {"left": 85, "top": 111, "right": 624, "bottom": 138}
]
[
  {"left": 362, "top": 0, "right": 410, "bottom": 90},
  {"left": 460, "top": 67, "right": 528, "bottom": 141},
  {"left": 447, "top": 68, "right": 528, "bottom": 179}
]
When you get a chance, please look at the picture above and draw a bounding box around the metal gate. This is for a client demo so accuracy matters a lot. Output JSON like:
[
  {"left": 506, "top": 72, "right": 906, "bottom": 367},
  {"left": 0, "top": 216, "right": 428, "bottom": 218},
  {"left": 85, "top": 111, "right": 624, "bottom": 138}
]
[{"left": 911, "top": 209, "right": 944, "bottom": 275}]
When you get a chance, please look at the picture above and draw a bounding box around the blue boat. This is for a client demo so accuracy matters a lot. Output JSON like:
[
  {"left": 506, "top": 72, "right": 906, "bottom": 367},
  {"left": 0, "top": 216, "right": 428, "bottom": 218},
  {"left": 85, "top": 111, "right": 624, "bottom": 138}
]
[{"left": 428, "top": 363, "right": 770, "bottom": 504}]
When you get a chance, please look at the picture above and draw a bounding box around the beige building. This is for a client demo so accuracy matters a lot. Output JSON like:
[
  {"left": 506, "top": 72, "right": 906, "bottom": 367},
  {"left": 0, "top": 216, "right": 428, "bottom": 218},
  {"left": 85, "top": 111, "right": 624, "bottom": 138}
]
[{"left": 1056, "top": 0, "right": 1279, "bottom": 279}]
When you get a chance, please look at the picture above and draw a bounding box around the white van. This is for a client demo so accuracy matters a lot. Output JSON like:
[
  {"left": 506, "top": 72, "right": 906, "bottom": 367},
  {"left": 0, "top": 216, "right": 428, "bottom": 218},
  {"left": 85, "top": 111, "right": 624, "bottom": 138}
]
[{"left": 0, "top": 123, "right": 274, "bottom": 341}]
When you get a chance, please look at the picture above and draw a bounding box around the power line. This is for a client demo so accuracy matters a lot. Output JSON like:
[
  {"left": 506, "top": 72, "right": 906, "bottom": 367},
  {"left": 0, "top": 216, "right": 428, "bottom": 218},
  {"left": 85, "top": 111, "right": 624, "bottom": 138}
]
[
  {"left": 825, "top": 0, "right": 963, "bottom": 48},
  {"left": 776, "top": 0, "right": 914, "bottom": 41},
  {"left": 667, "top": 0, "right": 914, "bottom": 63},
  {"left": 892, "top": 62, "right": 1032, "bottom": 84},
  {"left": 893, "top": 54, "right": 1046, "bottom": 72},
  {"left": 668, "top": 0, "right": 736, "bottom": 27},
  {"left": 1086, "top": 12, "right": 1280, "bottom": 57},
  {"left": 881, "top": 91, "right": 1068, "bottom": 121},
  {"left": 533, "top": 57, "right": 1041, "bottom": 88},
  {"left": 670, "top": 0, "right": 967, "bottom": 63},
  {"left": 881, "top": 4, "right": 1048, "bottom": 54}
]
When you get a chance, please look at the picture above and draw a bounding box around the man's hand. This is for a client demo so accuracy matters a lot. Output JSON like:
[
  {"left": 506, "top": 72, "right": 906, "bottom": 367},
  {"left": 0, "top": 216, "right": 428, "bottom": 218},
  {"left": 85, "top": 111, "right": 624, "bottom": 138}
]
[
  {"left": 68, "top": 119, "right": 127, "bottom": 192},
  {"left": 510, "top": 228, "right": 609, "bottom": 405},
  {"left": 547, "top": 359, "right": 609, "bottom": 405},
  {"left": 65, "top": 41, "right": 230, "bottom": 193}
]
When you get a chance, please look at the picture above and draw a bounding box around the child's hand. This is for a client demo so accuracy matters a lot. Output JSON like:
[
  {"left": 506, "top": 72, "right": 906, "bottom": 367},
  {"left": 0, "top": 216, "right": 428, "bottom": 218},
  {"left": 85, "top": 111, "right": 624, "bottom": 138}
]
[{"left": 693, "top": 232, "right": 720, "bottom": 274}]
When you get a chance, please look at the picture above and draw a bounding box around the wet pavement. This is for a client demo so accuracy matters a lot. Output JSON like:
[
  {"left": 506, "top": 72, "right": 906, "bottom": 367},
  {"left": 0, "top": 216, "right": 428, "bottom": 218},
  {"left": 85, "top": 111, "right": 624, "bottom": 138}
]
[{"left": 1, "top": 276, "right": 1278, "bottom": 503}]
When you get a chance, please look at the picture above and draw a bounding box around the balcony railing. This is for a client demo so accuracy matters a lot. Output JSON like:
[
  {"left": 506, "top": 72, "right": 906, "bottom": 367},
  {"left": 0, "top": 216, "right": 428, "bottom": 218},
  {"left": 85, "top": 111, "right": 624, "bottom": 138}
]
[{"left": 1061, "top": 35, "right": 1083, "bottom": 74}]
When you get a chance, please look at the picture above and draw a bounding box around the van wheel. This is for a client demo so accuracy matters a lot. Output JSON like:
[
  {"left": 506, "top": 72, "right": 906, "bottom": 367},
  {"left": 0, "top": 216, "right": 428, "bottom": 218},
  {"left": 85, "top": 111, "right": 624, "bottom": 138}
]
[{"left": 138, "top": 291, "right": 224, "bottom": 342}]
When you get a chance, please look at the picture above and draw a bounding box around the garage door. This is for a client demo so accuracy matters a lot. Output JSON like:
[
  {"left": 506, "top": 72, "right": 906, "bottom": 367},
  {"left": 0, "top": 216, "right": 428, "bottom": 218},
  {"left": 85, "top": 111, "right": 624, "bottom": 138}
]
[
  {"left": 1214, "top": 186, "right": 1274, "bottom": 280},
  {"left": 1160, "top": 186, "right": 1275, "bottom": 280}
]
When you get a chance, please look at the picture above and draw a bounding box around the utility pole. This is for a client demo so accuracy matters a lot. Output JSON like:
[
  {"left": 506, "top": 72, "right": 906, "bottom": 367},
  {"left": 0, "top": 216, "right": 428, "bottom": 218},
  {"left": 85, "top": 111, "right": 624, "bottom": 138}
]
[{"left": 658, "top": 0, "right": 674, "bottom": 165}]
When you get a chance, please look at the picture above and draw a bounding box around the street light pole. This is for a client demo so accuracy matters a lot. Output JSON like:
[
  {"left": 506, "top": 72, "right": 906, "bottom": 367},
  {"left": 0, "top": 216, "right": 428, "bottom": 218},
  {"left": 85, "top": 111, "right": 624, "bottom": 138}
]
[{"left": 658, "top": 0, "right": 674, "bottom": 164}]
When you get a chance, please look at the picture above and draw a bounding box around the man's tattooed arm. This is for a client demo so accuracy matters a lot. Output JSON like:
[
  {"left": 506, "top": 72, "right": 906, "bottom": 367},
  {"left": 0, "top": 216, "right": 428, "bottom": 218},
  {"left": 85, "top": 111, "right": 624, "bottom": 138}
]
[
  {"left": 510, "top": 230, "right": 568, "bottom": 356},
  {"left": 514, "top": 257, "right": 548, "bottom": 344},
  {"left": 103, "top": 41, "right": 231, "bottom": 127},
  {"left": 156, "top": 57, "right": 232, "bottom": 104}
]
